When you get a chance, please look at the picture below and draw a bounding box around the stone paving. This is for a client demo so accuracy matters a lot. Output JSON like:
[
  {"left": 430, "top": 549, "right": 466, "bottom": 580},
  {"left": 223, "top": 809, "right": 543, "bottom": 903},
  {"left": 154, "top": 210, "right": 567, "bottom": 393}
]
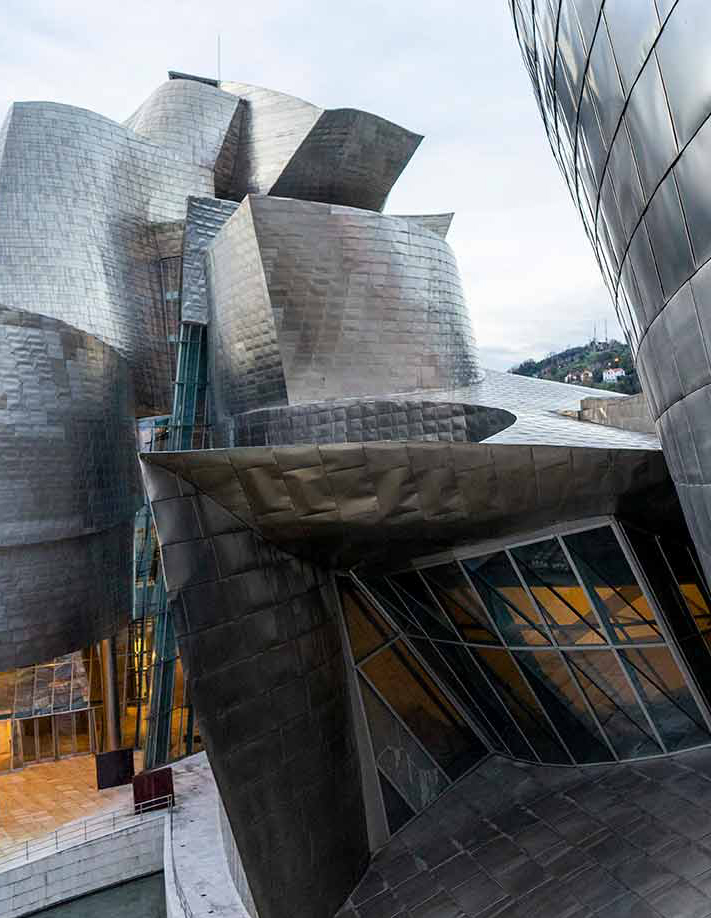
[
  {"left": 0, "top": 753, "right": 144, "bottom": 854},
  {"left": 338, "top": 749, "right": 711, "bottom": 918}
]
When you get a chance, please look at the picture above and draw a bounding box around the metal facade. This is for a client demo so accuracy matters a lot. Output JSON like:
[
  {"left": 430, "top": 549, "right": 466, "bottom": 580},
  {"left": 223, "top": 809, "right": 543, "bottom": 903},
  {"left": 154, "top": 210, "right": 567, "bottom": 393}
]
[
  {"left": 0, "top": 306, "right": 138, "bottom": 670},
  {"left": 510, "top": 0, "right": 711, "bottom": 586},
  {"left": 206, "top": 196, "right": 481, "bottom": 440}
]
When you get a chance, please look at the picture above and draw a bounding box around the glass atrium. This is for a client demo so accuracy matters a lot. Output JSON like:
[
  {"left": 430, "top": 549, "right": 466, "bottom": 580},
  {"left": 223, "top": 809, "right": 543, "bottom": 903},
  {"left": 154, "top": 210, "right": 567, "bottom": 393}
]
[{"left": 340, "top": 520, "right": 711, "bottom": 832}]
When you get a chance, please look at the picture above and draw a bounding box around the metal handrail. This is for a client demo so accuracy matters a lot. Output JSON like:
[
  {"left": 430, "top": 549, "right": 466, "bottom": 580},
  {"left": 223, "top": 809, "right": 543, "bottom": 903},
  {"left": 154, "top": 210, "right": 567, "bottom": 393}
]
[
  {"left": 0, "top": 794, "right": 173, "bottom": 870},
  {"left": 167, "top": 805, "right": 195, "bottom": 918}
]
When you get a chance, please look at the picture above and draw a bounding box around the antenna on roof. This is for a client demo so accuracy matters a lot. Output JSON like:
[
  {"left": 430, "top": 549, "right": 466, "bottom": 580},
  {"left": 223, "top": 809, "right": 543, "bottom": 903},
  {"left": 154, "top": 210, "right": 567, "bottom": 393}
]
[{"left": 217, "top": 34, "right": 221, "bottom": 83}]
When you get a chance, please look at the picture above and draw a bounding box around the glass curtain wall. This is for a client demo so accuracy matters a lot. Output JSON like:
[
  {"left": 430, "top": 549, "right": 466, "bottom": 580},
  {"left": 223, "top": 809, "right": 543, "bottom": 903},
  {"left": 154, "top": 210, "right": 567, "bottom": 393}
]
[{"left": 340, "top": 522, "right": 711, "bottom": 826}]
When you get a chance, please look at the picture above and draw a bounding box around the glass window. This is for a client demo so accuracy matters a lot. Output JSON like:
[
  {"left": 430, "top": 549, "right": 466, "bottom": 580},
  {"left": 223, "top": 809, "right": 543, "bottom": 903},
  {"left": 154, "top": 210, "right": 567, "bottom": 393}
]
[
  {"left": 52, "top": 661, "right": 72, "bottom": 714},
  {"left": 405, "top": 636, "right": 514, "bottom": 756},
  {"left": 339, "top": 580, "right": 394, "bottom": 662},
  {"left": 75, "top": 709, "right": 91, "bottom": 755},
  {"left": 378, "top": 771, "right": 415, "bottom": 834},
  {"left": 0, "top": 671, "right": 14, "bottom": 720},
  {"left": 468, "top": 646, "right": 571, "bottom": 764},
  {"left": 659, "top": 540, "right": 711, "bottom": 652},
  {"left": 514, "top": 651, "right": 613, "bottom": 763},
  {"left": 566, "top": 650, "right": 661, "bottom": 758},
  {"left": 564, "top": 527, "right": 662, "bottom": 643},
  {"left": 55, "top": 713, "right": 74, "bottom": 757},
  {"left": 360, "top": 677, "right": 449, "bottom": 812},
  {"left": 463, "top": 552, "right": 551, "bottom": 646},
  {"left": 388, "top": 572, "right": 459, "bottom": 642},
  {"left": 624, "top": 525, "right": 711, "bottom": 708},
  {"left": 33, "top": 667, "right": 53, "bottom": 716},
  {"left": 360, "top": 640, "right": 486, "bottom": 779},
  {"left": 511, "top": 539, "right": 607, "bottom": 645},
  {"left": 71, "top": 654, "right": 91, "bottom": 710},
  {"left": 361, "top": 576, "right": 420, "bottom": 635},
  {"left": 420, "top": 564, "right": 500, "bottom": 645},
  {"left": 14, "top": 668, "right": 33, "bottom": 718},
  {"left": 620, "top": 647, "right": 710, "bottom": 751}
]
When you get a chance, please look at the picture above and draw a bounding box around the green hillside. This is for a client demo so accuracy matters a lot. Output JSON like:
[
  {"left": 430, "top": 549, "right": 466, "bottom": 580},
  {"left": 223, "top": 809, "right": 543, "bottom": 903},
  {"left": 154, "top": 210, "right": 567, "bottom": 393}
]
[{"left": 510, "top": 339, "right": 640, "bottom": 395}]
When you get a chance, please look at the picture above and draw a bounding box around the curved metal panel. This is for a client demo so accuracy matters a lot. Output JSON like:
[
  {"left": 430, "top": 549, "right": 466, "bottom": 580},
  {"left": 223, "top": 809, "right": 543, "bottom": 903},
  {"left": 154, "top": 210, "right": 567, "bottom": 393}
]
[
  {"left": 217, "top": 81, "right": 323, "bottom": 199},
  {"left": 140, "top": 470, "right": 368, "bottom": 918},
  {"left": 142, "top": 440, "right": 669, "bottom": 573},
  {"left": 511, "top": 1, "right": 711, "bottom": 581},
  {"left": 235, "top": 399, "right": 515, "bottom": 446},
  {"left": 217, "top": 82, "right": 422, "bottom": 210},
  {"left": 269, "top": 108, "right": 423, "bottom": 212},
  {"left": 0, "top": 306, "right": 138, "bottom": 668},
  {"left": 207, "top": 196, "right": 481, "bottom": 441},
  {"left": 391, "top": 212, "right": 454, "bottom": 238},
  {"left": 0, "top": 100, "right": 214, "bottom": 414},
  {"left": 123, "top": 78, "right": 242, "bottom": 170}
]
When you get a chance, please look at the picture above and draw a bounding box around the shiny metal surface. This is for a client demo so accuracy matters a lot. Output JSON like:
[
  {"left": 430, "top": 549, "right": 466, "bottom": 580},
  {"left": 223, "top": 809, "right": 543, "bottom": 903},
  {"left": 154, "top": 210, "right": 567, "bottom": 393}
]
[
  {"left": 0, "top": 99, "right": 214, "bottom": 414},
  {"left": 390, "top": 212, "right": 454, "bottom": 238},
  {"left": 123, "top": 78, "right": 242, "bottom": 173},
  {"left": 142, "top": 440, "right": 667, "bottom": 574},
  {"left": 337, "top": 749, "right": 711, "bottom": 918},
  {"left": 511, "top": 0, "right": 711, "bottom": 583},
  {"left": 218, "top": 81, "right": 422, "bottom": 210},
  {"left": 0, "top": 76, "right": 422, "bottom": 415},
  {"left": 0, "top": 306, "right": 138, "bottom": 670},
  {"left": 206, "top": 196, "right": 481, "bottom": 440},
  {"left": 143, "top": 467, "right": 367, "bottom": 918},
  {"left": 141, "top": 368, "right": 673, "bottom": 918},
  {"left": 181, "top": 196, "right": 239, "bottom": 325},
  {"left": 234, "top": 399, "right": 515, "bottom": 447}
]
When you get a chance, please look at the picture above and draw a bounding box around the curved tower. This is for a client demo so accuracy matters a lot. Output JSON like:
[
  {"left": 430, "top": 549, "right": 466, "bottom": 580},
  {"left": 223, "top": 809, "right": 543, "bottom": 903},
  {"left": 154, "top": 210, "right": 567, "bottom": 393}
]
[
  {"left": 0, "top": 306, "right": 138, "bottom": 670},
  {"left": 510, "top": 1, "right": 711, "bottom": 580}
]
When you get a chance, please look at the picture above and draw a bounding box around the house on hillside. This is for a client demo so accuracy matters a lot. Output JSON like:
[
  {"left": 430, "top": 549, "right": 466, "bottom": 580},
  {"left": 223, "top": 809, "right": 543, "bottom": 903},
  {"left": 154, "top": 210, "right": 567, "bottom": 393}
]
[{"left": 603, "top": 367, "right": 626, "bottom": 383}]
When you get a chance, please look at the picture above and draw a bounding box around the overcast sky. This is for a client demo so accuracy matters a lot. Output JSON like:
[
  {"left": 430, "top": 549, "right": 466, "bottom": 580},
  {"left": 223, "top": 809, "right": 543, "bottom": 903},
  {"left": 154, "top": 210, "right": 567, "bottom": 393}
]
[{"left": 0, "top": 0, "right": 619, "bottom": 370}]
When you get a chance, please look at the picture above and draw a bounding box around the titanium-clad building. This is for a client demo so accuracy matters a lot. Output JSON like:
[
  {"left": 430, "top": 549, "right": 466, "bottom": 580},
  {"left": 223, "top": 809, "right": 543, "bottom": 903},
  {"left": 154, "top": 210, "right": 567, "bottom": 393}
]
[
  {"left": 5, "top": 65, "right": 711, "bottom": 918},
  {"left": 510, "top": 0, "right": 711, "bottom": 592}
]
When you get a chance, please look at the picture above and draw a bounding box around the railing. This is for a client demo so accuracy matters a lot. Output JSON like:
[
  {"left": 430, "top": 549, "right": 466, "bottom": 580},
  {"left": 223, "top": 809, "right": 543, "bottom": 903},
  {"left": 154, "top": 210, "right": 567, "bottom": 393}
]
[
  {"left": 0, "top": 794, "right": 173, "bottom": 871},
  {"left": 167, "top": 804, "right": 195, "bottom": 918}
]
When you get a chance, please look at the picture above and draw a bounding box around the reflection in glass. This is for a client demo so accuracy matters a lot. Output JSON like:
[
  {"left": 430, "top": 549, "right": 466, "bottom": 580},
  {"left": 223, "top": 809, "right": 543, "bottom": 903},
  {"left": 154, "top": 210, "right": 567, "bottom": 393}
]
[
  {"left": 421, "top": 564, "right": 500, "bottom": 644},
  {"left": 378, "top": 770, "right": 415, "bottom": 834},
  {"left": 469, "top": 646, "right": 571, "bottom": 764},
  {"left": 463, "top": 552, "right": 551, "bottom": 646},
  {"left": 621, "top": 647, "right": 710, "bottom": 751},
  {"left": 515, "top": 651, "right": 613, "bottom": 763},
  {"left": 511, "top": 539, "right": 606, "bottom": 645},
  {"left": 564, "top": 527, "right": 661, "bottom": 643},
  {"left": 0, "top": 671, "right": 14, "bottom": 720},
  {"left": 660, "top": 539, "right": 711, "bottom": 654},
  {"left": 406, "top": 636, "right": 514, "bottom": 756},
  {"left": 624, "top": 525, "right": 711, "bottom": 707},
  {"left": 339, "top": 580, "right": 394, "bottom": 662},
  {"left": 389, "top": 572, "right": 459, "bottom": 642},
  {"left": 360, "top": 640, "right": 486, "bottom": 779},
  {"left": 360, "top": 677, "right": 449, "bottom": 812},
  {"left": 566, "top": 650, "right": 661, "bottom": 758},
  {"left": 361, "top": 576, "right": 419, "bottom": 634}
]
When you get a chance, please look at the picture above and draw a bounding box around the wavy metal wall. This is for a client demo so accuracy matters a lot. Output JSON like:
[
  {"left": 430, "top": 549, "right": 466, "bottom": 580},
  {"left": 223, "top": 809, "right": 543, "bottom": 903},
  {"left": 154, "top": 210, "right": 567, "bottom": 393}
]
[
  {"left": 206, "top": 196, "right": 480, "bottom": 443},
  {"left": 510, "top": 0, "right": 711, "bottom": 580},
  {"left": 0, "top": 306, "right": 138, "bottom": 669}
]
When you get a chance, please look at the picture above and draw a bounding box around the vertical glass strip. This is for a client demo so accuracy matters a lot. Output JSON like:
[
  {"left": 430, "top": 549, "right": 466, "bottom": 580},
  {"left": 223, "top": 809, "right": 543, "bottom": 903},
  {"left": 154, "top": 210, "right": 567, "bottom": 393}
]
[
  {"left": 463, "top": 553, "right": 552, "bottom": 646},
  {"left": 514, "top": 650, "right": 614, "bottom": 762},
  {"left": 468, "top": 646, "right": 572, "bottom": 764},
  {"left": 359, "top": 676, "right": 449, "bottom": 812},
  {"left": 566, "top": 650, "right": 662, "bottom": 758},
  {"left": 620, "top": 647, "right": 710, "bottom": 751},
  {"left": 564, "top": 527, "right": 662, "bottom": 643},
  {"left": 510, "top": 539, "right": 607, "bottom": 645},
  {"left": 360, "top": 641, "right": 487, "bottom": 780}
]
